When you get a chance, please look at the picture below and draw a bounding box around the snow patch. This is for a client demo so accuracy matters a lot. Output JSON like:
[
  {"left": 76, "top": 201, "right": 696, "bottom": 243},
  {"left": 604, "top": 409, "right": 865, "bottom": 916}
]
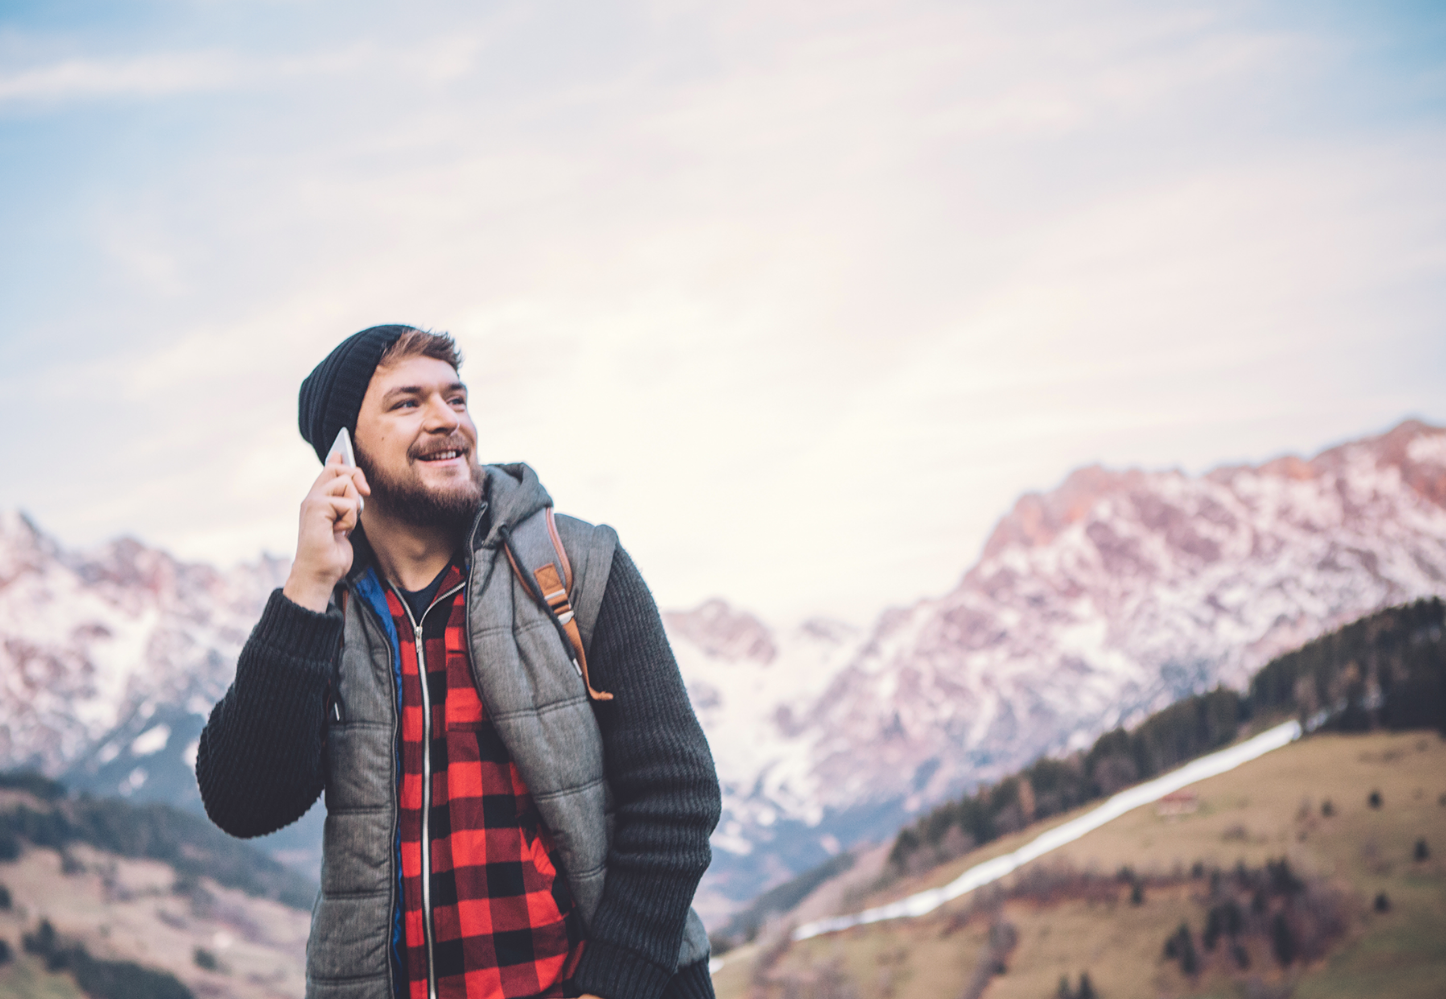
[
  {"left": 120, "top": 766, "right": 148, "bottom": 795},
  {"left": 130, "top": 724, "right": 171, "bottom": 756},
  {"left": 1407, "top": 432, "right": 1446, "bottom": 466}
]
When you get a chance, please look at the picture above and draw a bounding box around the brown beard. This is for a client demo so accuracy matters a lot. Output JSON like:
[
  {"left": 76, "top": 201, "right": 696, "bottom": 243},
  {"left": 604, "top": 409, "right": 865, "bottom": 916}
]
[{"left": 355, "top": 437, "right": 485, "bottom": 534}]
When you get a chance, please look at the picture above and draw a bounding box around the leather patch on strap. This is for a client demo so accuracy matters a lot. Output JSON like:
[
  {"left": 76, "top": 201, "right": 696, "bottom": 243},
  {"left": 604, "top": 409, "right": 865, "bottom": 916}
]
[{"left": 535, "top": 563, "right": 566, "bottom": 603}]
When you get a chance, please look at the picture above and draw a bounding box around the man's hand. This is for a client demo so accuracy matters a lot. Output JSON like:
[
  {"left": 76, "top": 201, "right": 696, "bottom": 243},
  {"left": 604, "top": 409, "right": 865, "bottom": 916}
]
[{"left": 282, "top": 453, "right": 371, "bottom": 612}]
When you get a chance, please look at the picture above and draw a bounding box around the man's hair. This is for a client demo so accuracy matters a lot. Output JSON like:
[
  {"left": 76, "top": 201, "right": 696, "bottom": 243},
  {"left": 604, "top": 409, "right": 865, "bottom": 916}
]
[{"left": 378, "top": 328, "right": 464, "bottom": 370}]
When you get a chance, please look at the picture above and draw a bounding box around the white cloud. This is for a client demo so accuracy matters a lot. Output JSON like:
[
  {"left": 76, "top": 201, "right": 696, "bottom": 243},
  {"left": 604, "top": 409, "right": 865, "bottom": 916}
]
[
  {"left": 0, "top": 52, "right": 242, "bottom": 103},
  {"left": 0, "top": 36, "right": 477, "bottom": 107}
]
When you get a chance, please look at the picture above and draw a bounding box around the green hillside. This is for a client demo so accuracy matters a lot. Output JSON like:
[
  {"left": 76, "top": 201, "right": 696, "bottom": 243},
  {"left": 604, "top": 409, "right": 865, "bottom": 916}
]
[
  {"left": 0, "top": 777, "right": 315, "bottom": 999},
  {"left": 717, "top": 730, "right": 1446, "bottom": 999},
  {"left": 0, "top": 773, "right": 316, "bottom": 911},
  {"left": 713, "top": 600, "right": 1446, "bottom": 998}
]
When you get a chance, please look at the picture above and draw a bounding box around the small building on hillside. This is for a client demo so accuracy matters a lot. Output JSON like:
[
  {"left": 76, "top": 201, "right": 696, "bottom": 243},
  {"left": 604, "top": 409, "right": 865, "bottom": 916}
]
[{"left": 1156, "top": 789, "right": 1199, "bottom": 817}]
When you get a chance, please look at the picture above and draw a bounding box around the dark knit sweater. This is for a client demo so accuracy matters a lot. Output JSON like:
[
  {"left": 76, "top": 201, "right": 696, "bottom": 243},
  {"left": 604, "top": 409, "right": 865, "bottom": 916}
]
[{"left": 196, "top": 547, "right": 720, "bottom": 999}]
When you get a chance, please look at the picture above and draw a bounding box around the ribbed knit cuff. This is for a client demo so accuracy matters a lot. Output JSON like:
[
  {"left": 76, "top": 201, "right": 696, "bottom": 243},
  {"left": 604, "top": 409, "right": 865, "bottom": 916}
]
[
  {"left": 662, "top": 959, "right": 715, "bottom": 999},
  {"left": 252, "top": 588, "right": 344, "bottom": 664},
  {"left": 570, "top": 939, "right": 672, "bottom": 999}
]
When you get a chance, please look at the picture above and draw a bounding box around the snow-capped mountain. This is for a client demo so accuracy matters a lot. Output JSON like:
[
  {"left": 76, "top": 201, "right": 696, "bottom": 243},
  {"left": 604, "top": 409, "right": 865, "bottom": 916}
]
[
  {"left": 668, "top": 419, "right": 1446, "bottom": 908},
  {"left": 0, "top": 513, "right": 319, "bottom": 864},
  {"left": 2, "top": 419, "right": 1444, "bottom": 916},
  {"left": 0, "top": 511, "right": 285, "bottom": 778},
  {"left": 665, "top": 604, "right": 861, "bottom": 843}
]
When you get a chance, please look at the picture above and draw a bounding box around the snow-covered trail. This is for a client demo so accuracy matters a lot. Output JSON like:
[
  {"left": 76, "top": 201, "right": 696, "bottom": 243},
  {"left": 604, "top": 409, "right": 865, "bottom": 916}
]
[{"left": 792, "top": 720, "right": 1303, "bottom": 940}]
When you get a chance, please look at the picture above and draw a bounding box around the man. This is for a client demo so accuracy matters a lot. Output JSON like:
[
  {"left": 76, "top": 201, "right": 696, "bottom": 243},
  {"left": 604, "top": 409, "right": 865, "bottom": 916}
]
[{"left": 197, "top": 325, "right": 720, "bottom": 999}]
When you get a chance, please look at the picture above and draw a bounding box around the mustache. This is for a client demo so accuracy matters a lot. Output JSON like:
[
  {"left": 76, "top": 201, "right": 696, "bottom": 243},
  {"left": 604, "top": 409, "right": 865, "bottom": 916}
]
[{"left": 408, "top": 434, "right": 473, "bottom": 461}]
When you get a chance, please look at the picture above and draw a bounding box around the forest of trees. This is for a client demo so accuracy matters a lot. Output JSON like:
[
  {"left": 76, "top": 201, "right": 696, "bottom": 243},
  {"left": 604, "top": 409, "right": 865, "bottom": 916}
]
[
  {"left": 21, "top": 918, "right": 194, "bottom": 999},
  {"left": 1249, "top": 596, "right": 1446, "bottom": 731},
  {"left": 889, "top": 597, "right": 1445, "bottom": 874},
  {"left": 0, "top": 772, "right": 316, "bottom": 910}
]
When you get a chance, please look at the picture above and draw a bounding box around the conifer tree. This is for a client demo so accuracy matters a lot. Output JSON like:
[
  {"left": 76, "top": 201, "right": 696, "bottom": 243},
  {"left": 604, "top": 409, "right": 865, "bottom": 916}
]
[{"left": 1270, "top": 913, "right": 1297, "bottom": 966}]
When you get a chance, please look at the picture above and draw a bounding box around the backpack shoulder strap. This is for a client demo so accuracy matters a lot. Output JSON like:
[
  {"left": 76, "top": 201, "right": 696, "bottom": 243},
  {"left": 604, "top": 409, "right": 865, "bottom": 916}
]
[
  {"left": 503, "top": 507, "right": 614, "bottom": 701},
  {"left": 550, "top": 512, "right": 618, "bottom": 654}
]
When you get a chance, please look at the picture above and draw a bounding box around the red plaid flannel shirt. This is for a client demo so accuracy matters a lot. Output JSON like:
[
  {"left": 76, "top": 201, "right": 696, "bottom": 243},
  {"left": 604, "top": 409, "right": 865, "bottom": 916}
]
[{"left": 389, "top": 563, "right": 585, "bottom": 998}]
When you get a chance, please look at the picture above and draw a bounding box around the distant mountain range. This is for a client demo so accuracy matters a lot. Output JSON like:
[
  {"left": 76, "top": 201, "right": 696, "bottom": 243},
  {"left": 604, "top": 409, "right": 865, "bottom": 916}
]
[
  {"left": 669, "top": 419, "right": 1446, "bottom": 913},
  {"left": 2, "top": 419, "right": 1444, "bottom": 921}
]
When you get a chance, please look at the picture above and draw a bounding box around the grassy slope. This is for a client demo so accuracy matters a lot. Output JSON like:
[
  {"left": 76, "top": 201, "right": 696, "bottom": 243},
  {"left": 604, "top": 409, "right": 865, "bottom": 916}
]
[
  {"left": 722, "top": 730, "right": 1446, "bottom": 999},
  {"left": 0, "top": 840, "right": 310, "bottom": 999},
  {"left": 0, "top": 957, "right": 84, "bottom": 999}
]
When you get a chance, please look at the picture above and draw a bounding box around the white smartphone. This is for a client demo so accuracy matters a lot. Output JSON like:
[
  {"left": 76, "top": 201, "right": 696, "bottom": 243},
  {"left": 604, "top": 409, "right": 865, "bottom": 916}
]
[
  {"left": 327, "top": 426, "right": 356, "bottom": 468},
  {"left": 326, "top": 427, "right": 363, "bottom": 514}
]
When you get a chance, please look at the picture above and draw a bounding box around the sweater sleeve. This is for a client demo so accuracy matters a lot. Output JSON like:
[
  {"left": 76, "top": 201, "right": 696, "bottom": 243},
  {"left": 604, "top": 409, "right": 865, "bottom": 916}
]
[
  {"left": 195, "top": 588, "right": 342, "bottom": 838},
  {"left": 569, "top": 547, "right": 722, "bottom": 999}
]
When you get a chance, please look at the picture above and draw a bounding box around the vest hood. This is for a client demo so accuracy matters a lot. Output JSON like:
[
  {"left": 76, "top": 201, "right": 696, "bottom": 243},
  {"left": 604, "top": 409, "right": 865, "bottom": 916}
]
[{"left": 473, "top": 462, "right": 553, "bottom": 551}]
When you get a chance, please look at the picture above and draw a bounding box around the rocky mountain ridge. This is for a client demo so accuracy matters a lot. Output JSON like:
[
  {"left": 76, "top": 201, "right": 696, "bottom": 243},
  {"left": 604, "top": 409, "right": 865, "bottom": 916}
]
[
  {"left": 0, "top": 510, "right": 285, "bottom": 781},
  {"left": 670, "top": 419, "right": 1446, "bottom": 909}
]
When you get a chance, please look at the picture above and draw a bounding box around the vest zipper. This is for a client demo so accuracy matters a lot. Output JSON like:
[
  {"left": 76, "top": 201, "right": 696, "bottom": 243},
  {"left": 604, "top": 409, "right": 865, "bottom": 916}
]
[{"left": 391, "top": 579, "right": 465, "bottom": 999}]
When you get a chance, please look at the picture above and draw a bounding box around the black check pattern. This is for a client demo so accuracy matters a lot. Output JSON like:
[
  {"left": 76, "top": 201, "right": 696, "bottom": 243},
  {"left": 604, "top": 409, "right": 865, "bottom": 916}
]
[{"left": 390, "top": 568, "right": 585, "bottom": 998}]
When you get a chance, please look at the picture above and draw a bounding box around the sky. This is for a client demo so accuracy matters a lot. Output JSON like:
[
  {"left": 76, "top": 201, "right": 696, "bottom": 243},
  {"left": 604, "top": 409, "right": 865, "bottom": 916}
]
[{"left": 1, "top": 0, "right": 1443, "bottom": 625}]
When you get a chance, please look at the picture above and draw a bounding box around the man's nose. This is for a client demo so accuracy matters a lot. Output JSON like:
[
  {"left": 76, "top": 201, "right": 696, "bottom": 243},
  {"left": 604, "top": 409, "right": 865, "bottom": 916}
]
[{"left": 422, "top": 395, "right": 460, "bottom": 432}]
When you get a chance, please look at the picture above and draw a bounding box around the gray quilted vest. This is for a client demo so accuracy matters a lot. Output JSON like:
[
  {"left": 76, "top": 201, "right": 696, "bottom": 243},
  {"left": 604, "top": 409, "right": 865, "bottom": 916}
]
[{"left": 306, "top": 463, "right": 709, "bottom": 997}]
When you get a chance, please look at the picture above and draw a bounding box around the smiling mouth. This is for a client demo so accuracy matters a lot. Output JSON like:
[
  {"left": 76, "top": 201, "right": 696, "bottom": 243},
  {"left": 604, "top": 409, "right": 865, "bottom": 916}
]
[{"left": 418, "top": 449, "right": 465, "bottom": 462}]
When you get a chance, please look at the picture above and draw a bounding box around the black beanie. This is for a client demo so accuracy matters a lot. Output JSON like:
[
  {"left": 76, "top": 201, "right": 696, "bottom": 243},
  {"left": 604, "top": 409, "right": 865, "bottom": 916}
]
[{"left": 298, "top": 325, "right": 415, "bottom": 462}]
